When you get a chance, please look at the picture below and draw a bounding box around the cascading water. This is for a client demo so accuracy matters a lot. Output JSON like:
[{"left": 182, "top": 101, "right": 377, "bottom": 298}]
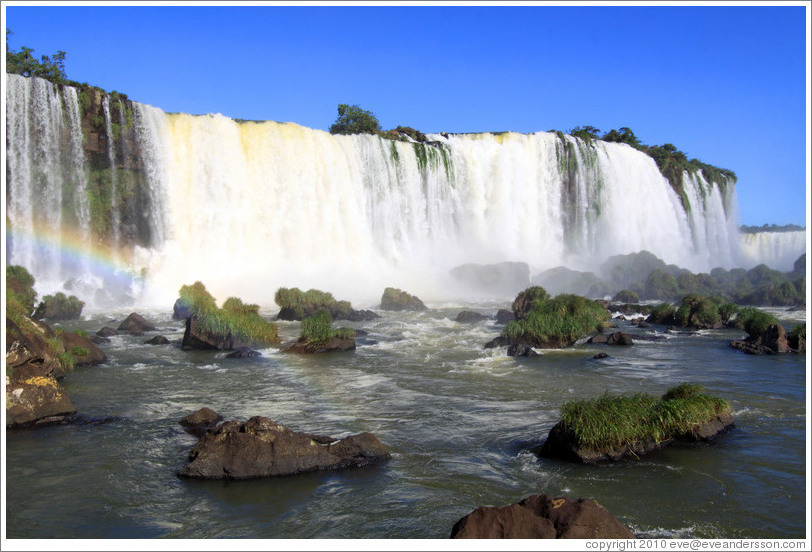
[
  {"left": 739, "top": 231, "right": 807, "bottom": 271},
  {"left": 5, "top": 74, "right": 92, "bottom": 295},
  {"left": 6, "top": 75, "right": 747, "bottom": 309},
  {"left": 101, "top": 95, "right": 121, "bottom": 258}
]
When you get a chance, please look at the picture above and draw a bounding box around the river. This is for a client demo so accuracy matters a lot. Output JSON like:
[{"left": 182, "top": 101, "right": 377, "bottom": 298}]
[{"left": 4, "top": 303, "right": 808, "bottom": 540}]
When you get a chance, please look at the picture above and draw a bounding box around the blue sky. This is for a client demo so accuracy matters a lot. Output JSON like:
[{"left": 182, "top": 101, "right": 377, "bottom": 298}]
[{"left": 3, "top": 2, "right": 809, "bottom": 227}]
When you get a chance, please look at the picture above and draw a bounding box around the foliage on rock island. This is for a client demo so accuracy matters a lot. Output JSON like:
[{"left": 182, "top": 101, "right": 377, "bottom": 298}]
[
  {"left": 559, "top": 384, "right": 730, "bottom": 453},
  {"left": 179, "top": 281, "right": 279, "bottom": 345}
]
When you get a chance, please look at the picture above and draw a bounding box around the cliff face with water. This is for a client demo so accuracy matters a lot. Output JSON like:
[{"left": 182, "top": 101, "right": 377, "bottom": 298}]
[
  {"left": 6, "top": 74, "right": 749, "bottom": 307},
  {"left": 739, "top": 230, "right": 807, "bottom": 272}
]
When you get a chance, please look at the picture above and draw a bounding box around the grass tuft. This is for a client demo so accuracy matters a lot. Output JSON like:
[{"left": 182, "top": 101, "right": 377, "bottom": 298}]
[
  {"left": 178, "top": 282, "right": 279, "bottom": 345},
  {"left": 559, "top": 384, "right": 729, "bottom": 452}
]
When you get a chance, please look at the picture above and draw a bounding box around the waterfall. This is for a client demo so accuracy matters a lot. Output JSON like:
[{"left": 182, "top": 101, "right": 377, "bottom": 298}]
[
  {"left": 102, "top": 96, "right": 121, "bottom": 257},
  {"left": 740, "top": 231, "right": 807, "bottom": 271},
  {"left": 5, "top": 74, "right": 91, "bottom": 295},
  {"left": 6, "top": 75, "right": 747, "bottom": 308}
]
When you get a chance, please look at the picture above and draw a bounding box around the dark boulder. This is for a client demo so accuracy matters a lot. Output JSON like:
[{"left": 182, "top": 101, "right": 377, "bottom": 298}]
[
  {"left": 117, "top": 313, "right": 156, "bottom": 334},
  {"left": 97, "top": 326, "right": 118, "bottom": 337},
  {"left": 177, "top": 416, "right": 390, "bottom": 479},
  {"left": 729, "top": 323, "right": 790, "bottom": 355},
  {"left": 507, "top": 343, "right": 539, "bottom": 357},
  {"left": 588, "top": 332, "right": 632, "bottom": 346},
  {"left": 342, "top": 309, "right": 380, "bottom": 322},
  {"left": 179, "top": 407, "right": 223, "bottom": 437},
  {"left": 380, "top": 287, "right": 427, "bottom": 311},
  {"left": 144, "top": 335, "right": 170, "bottom": 345},
  {"left": 6, "top": 363, "right": 76, "bottom": 428},
  {"left": 450, "top": 494, "right": 635, "bottom": 539},
  {"left": 173, "top": 298, "right": 193, "bottom": 321},
  {"left": 181, "top": 315, "right": 255, "bottom": 351},
  {"left": 455, "top": 311, "right": 489, "bottom": 323},
  {"left": 59, "top": 331, "right": 107, "bottom": 369},
  {"left": 494, "top": 309, "right": 514, "bottom": 324},
  {"left": 6, "top": 318, "right": 76, "bottom": 428},
  {"left": 226, "top": 348, "right": 261, "bottom": 358},
  {"left": 484, "top": 336, "right": 511, "bottom": 349},
  {"left": 592, "top": 353, "right": 610, "bottom": 360}
]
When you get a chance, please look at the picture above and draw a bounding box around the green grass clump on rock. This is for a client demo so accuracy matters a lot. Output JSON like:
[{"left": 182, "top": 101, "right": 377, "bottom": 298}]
[
  {"left": 730, "top": 307, "right": 780, "bottom": 337},
  {"left": 180, "top": 282, "right": 279, "bottom": 345},
  {"left": 560, "top": 384, "right": 730, "bottom": 453},
  {"left": 299, "top": 310, "right": 355, "bottom": 347},
  {"left": 274, "top": 287, "right": 352, "bottom": 319},
  {"left": 502, "top": 290, "right": 609, "bottom": 348}
]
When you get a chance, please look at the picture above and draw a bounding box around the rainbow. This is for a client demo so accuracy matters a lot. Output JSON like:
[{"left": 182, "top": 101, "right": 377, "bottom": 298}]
[{"left": 5, "top": 219, "right": 145, "bottom": 299}]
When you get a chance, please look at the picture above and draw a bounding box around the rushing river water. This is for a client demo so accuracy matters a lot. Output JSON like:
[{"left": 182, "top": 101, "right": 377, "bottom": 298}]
[{"left": 4, "top": 303, "right": 808, "bottom": 540}]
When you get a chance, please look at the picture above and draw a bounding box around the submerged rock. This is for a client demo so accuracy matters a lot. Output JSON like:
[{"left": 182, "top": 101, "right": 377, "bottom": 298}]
[
  {"left": 179, "top": 407, "right": 223, "bottom": 437},
  {"left": 177, "top": 416, "right": 390, "bottom": 479},
  {"left": 450, "top": 494, "right": 635, "bottom": 539},
  {"left": 455, "top": 311, "right": 489, "bottom": 323},
  {"left": 97, "top": 326, "right": 118, "bottom": 337},
  {"left": 225, "top": 348, "right": 262, "bottom": 358},
  {"left": 144, "top": 335, "right": 171, "bottom": 345},
  {"left": 507, "top": 343, "right": 538, "bottom": 357}
]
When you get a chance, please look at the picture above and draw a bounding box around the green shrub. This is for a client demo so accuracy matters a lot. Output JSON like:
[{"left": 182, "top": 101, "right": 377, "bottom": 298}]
[
  {"left": 274, "top": 287, "right": 352, "bottom": 319},
  {"left": 511, "top": 286, "right": 550, "bottom": 320},
  {"left": 647, "top": 302, "right": 676, "bottom": 324},
  {"left": 732, "top": 307, "right": 780, "bottom": 337},
  {"left": 6, "top": 265, "right": 37, "bottom": 316},
  {"left": 329, "top": 104, "right": 380, "bottom": 135},
  {"left": 612, "top": 289, "right": 639, "bottom": 303},
  {"left": 300, "top": 310, "right": 334, "bottom": 346},
  {"left": 70, "top": 346, "right": 90, "bottom": 357},
  {"left": 560, "top": 384, "right": 729, "bottom": 452},
  {"left": 33, "top": 292, "right": 85, "bottom": 320},
  {"left": 179, "top": 281, "right": 217, "bottom": 315},
  {"left": 179, "top": 282, "right": 278, "bottom": 345},
  {"left": 502, "top": 292, "right": 609, "bottom": 348},
  {"left": 718, "top": 302, "right": 740, "bottom": 324}
]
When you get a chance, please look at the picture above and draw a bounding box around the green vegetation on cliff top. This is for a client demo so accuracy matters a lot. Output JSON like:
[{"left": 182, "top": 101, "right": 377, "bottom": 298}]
[{"left": 560, "top": 384, "right": 730, "bottom": 453}]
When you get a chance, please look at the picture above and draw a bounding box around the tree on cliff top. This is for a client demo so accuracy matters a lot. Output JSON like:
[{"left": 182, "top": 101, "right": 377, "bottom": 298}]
[
  {"left": 5, "top": 29, "right": 68, "bottom": 85},
  {"left": 329, "top": 104, "right": 381, "bottom": 135}
]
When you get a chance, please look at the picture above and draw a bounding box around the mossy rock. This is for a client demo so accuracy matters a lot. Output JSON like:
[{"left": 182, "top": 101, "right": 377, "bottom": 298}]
[{"left": 380, "top": 287, "right": 427, "bottom": 311}]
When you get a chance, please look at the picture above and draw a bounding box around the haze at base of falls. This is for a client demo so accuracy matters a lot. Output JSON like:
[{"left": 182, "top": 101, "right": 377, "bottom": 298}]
[{"left": 5, "top": 75, "right": 749, "bottom": 309}]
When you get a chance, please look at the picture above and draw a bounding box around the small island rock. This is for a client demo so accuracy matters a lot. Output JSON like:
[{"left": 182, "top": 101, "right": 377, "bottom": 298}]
[
  {"left": 177, "top": 416, "right": 390, "bottom": 479},
  {"left": 450, "top": 494, "right": 635, "bottom": 539}
]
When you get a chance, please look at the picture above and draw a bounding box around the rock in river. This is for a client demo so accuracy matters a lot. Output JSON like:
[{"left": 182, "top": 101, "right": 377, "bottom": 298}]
[
  {"left": 450, "top": 494, "right": 635, "bottom": 539},
  {"left": 177, "top": 416, "right": 390, "bottom": 479}
]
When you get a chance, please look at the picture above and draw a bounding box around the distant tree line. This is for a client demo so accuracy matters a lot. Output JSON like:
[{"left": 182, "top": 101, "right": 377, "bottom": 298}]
[{"left": 740, "top": 223, "right": 805, "bottom": 234}]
